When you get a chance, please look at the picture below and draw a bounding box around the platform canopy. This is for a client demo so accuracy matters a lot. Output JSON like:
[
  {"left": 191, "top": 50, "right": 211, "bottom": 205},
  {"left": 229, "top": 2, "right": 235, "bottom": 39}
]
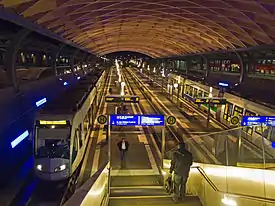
[{"left": 1, "top": 0, "right": 275, "bottom": 58}]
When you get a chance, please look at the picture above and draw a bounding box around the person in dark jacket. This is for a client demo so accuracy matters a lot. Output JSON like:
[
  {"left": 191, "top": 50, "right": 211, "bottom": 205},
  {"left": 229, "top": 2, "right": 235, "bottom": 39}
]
[
  {"left": 169, "top": 142, "right": 193, "bottom": 203},
  {"left": 117, "top": 137, "right": 129, "bottom": 164}
]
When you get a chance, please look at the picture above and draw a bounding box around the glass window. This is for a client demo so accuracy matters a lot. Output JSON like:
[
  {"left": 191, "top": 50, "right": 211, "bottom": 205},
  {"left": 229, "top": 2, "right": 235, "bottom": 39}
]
[
  {"left": 233, "top": 105, "right": 244, "bottom": 118},
  {"left": 78, "top": 126, "right": 83, "bottom": 148},
  {"left": 193, "top": 88, "right": 198, "bottom": 98},
  {"left": 223, "top": 103, "right": 233, "bottom": 122},
  {"left": 197, "top": 90, "right": 203, "bottom": 98},
  {"left": 72, "top": 131, "right": 78, "bottom": 162},
  {"left": 84, "top": 114, "right": 89, "bottom": 138},
  {"left": 204, "top": 92, "right": 209, "bottom": 98},
  {"left": 35, "top": 125, "right": 70, "bottom": 159},
  {"left": 185, "top": 85, "right": 193, "bottom": 97}
]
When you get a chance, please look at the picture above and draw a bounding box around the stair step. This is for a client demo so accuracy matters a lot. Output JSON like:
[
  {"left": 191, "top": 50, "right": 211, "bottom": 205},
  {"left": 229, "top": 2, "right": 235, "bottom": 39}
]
[
  {"left": 111, "top": 175, "right": 161, "bottom": 187},
  {"left": 108, "top": 195, "right": 202, "bottom": 206},
  {"left": 110, "top": 186, "right": 167, "bottom": 197}
]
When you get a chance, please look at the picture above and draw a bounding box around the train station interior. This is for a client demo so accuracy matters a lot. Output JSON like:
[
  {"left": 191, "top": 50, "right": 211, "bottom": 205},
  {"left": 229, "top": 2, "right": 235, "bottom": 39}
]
[{"left": 1, "top": 1, "right": 275, "bottom": 206}]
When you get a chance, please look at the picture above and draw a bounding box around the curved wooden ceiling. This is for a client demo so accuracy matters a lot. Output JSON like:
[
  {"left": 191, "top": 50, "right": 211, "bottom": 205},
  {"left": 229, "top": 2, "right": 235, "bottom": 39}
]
[{"left": 1, "top": 0, "right": 275, "bottom": 58}]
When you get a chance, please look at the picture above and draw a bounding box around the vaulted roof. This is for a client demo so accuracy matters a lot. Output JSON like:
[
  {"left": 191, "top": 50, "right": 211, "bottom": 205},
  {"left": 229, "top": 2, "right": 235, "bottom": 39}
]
[{"left": 1, "top": 0, "right": 275, "bottom": 58}]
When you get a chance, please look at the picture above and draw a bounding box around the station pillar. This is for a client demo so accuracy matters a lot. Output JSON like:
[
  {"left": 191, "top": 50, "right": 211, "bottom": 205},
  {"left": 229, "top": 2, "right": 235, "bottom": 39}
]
[
  {"left": 51, "top": 44, "right": 65, "bottom": 76},
  {"left": 235, "top": 52, "right": 245, "bottom": 84},
  {"left": 70, "top": 49, "right": 79, "bottom": 76},
  {"left": 4, "top": 28, "right": 31, "bottom": 92}
]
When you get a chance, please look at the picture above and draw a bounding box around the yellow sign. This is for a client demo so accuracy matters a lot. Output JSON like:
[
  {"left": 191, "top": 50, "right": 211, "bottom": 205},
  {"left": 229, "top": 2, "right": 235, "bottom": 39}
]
[
  {"left": 231, "top": 116, "right": 239, "bottom": 125},
  {"left": 106, "top": 97, "right": 114, "bottom": 101},
  {"left": 97, "top": 115, "right": 107, "bottom": 124},
  {"left": 212, "top": 99, "right": 221, "bottom": 104},
  {"left": 167, "top": 116, "right": 176, "bottom": 125},
  {"left": 39, "top": 120, "right": 67, "bottom": 125}
]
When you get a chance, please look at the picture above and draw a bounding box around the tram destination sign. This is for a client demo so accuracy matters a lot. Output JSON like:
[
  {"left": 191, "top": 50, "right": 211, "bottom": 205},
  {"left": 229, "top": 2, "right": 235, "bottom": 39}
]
[
  {"left": 241, "top": 116, "right": 275, "bottom": 126},
  {"left": 110, "top": 115, "right": 165, "bottom": 126},
  {"left": 105, "top": 95, "right": 140, "bottom": 103}
]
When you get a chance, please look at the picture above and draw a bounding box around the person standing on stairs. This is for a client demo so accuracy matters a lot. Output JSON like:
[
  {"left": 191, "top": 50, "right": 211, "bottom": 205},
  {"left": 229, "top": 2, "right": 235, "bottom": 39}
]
[
  {"left": 169, "top": 142, "right": 193, "bottom": 203},
  {"left": 117, "top": 137, "right": 129, "bottom": 168}
]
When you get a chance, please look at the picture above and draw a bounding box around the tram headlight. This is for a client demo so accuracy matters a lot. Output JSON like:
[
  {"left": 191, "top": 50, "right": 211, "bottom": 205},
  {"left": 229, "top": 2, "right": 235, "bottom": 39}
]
[
  {"left": 36, "top": 164, "right": 42, "bottom": 171},
  {"left": 54, "top": 164, "right": 66, "bottom": 172}
]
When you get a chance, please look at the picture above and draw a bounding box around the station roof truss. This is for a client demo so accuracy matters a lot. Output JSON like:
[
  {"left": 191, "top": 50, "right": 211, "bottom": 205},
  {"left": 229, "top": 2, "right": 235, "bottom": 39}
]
[{"left": 1, "top": 1, "right": 275, "bottom": 58}]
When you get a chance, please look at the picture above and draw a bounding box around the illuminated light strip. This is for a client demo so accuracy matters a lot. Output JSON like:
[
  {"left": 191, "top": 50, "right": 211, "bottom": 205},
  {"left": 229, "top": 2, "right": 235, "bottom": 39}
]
[
  {"left": 36, "top": 97, "right": 47, "bottom": 107},
  {"left": 11, "top": 130, "right": 29, "bottom": 148},
  {"left": 39, "top": 120, "right": 67, "bottom": 125},
  {"left": 218, "top": 82, "right": 229, "bottom": 87}
]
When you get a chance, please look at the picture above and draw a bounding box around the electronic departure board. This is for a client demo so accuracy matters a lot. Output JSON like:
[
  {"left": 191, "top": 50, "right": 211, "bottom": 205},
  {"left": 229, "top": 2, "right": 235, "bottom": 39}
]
[
  {"left": 105, "top": 95, "right": 140, "bottom": 103},
  {"left": 110, "top": 115, "right": 165, "bottom": 126},
  {"left": 241, "top": 116, "right": 275, "bottom": 126}
]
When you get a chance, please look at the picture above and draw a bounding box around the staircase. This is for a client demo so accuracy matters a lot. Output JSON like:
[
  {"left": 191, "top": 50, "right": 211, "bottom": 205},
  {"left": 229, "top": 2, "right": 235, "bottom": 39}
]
[{"left": 108, "top": 173, "right": 202, "bottom": 206}]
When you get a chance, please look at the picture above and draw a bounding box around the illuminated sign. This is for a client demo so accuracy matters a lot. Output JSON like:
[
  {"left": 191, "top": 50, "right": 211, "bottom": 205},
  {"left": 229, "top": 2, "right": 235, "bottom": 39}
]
[
  {"left": 194, "top": 98, "right": 226, "bottom": 104},
  {"left": 110, "top": 115, "right": 165, "bottom": 126},
  {"left": 11, "top": 130, "right": 29, "bottom": 148},
  {"left": 39, "top": 120, "right": 67, "bottom": 125},
  {"left": 241, "top": 116, "right": 275, "bottom": 126},
  {"left": 36, "top": 97, "right": 47, "bottom": 107},
  {"left": 105, "top": 95, "right": 140, "bottom": 103},
  {"left": 218, "top": 82, "right": 229, "bottom": 87}
]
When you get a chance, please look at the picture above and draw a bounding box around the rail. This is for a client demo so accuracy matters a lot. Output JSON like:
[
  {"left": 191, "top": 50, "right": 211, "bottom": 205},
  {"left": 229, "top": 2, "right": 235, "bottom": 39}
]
[
  {"left": 163, "top": 159, "right": 275, "bottom": 206},
  {"left": 126, "top": 68, "right": 220, "bottom": 164}
]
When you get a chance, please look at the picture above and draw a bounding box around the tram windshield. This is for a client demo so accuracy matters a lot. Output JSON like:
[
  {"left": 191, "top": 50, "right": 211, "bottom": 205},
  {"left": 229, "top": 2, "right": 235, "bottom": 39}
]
[{"left": 35, "top": 126, "right": 70, "bottom": 159}]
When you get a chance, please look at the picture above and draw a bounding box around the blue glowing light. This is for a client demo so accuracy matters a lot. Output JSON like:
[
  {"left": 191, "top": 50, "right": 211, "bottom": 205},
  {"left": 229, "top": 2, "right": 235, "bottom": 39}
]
[
  {"left": 77, "top": 76, "right": 81, "bottom": 80},
  {"left": 36, "top": 97, "right": 47, "bottom": 107},
  {"left": 11, "top": 130, "right": 29, "bottom": 148},
  {"left": 218, "top": 82, "right": 229, "bottom": 87},
  {"left": 272, "top": 142, "right": 275, "bottom": 149},
  {"left": 110, "top": 115, "right": 165, "bottom": 126},
  {"left": 241, "top": 116, "right": 275, "bottom": 126},
  {"left": 63, "top": 81, "right": 68, "bottom": 86}
]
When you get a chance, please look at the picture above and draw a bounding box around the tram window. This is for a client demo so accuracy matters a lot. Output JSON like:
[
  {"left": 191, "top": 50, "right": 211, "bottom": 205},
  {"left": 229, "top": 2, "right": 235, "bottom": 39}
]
[
  {"left": 88, "top": 108, "right": 93, "bottom": 127},
  {"left": 84, "top": 114, "right": 89, "bottom": 138},
  {"left": 223, "top": 103, "right": 233, "bottom": 122},
  {"left": 72, "top": 131, "right": 78, "bottom": 163},
  {"left": 204, "top": 92, "right": 209, "bottom": 98},
  {"left": 233, "top": 105, "right": 244, "bottom": 118},
  {"left": 78, "top": 125, "right": 83, "bottom": 148},
  {"left": 194, "top": 88, "right": 198, "bottom": 98},
  {"left": 197, "top": 90, "right": 203, "bottom": 98},
  {"left": 185, "top": 85, "right": 191, "bottom": 95}
]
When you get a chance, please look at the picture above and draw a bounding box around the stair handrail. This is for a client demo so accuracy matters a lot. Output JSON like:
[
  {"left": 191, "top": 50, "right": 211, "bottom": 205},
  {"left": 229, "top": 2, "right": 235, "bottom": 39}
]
[{"left": 192, "top": 165, "right": 275, "bottom": 204}]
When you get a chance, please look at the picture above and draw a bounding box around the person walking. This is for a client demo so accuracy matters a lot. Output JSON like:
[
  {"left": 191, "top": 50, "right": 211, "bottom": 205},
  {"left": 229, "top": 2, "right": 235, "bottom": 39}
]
[
  {"left": 169, "top": 142, "right": 193, "bottom": 203},
  {"left": 117, "top": 137, "right": 129, "bottom": 167}
]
